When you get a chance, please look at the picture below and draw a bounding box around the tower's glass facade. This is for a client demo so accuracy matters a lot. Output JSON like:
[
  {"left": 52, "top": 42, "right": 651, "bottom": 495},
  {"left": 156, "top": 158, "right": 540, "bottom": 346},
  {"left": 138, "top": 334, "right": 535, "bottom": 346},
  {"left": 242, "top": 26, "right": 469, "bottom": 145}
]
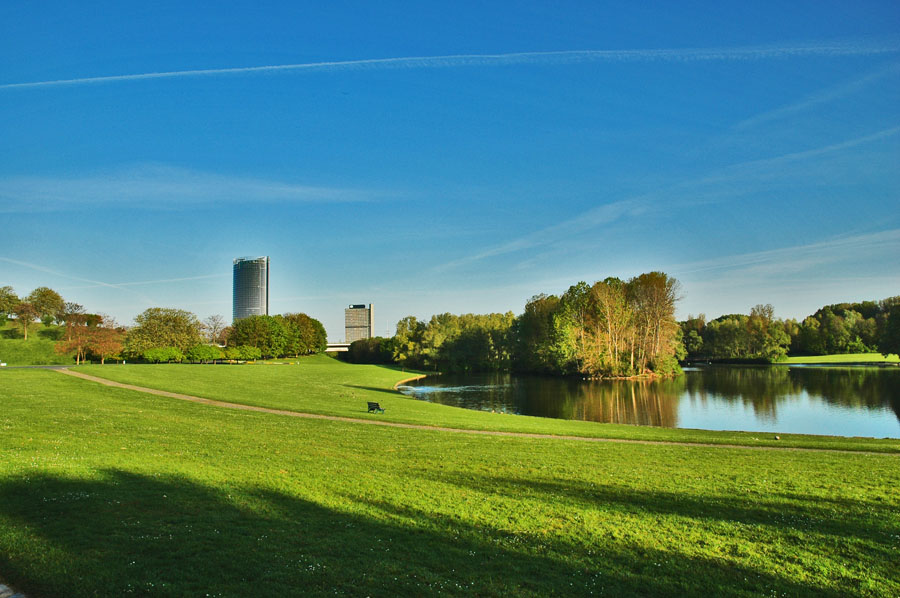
[
  {"left": 344, "top": 303, "right": 374, "bottom": 342},
  {"left": 233, "top": 256, "right": 269, "bottom": 321}
]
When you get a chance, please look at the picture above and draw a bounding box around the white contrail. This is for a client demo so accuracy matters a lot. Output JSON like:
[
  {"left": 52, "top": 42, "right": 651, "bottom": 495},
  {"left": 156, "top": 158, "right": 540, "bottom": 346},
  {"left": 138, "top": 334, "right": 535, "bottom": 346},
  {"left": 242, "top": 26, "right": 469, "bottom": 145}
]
[
  {"left": 0, "top": 257, "right": 156, "bottom": 304},
  {"left": 3, "top": 41, "right": 899, "bottom": 90}
]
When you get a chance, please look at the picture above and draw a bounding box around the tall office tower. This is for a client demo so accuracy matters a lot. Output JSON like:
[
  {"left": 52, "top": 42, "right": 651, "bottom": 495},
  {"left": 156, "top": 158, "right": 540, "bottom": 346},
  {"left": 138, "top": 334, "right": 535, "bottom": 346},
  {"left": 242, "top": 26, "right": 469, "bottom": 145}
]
[
  {"left": 233, "top": 256, "right": 269, "bottom": 321},
  {"left": 344, "top": 304, "right": 374, "bottom": 342}
]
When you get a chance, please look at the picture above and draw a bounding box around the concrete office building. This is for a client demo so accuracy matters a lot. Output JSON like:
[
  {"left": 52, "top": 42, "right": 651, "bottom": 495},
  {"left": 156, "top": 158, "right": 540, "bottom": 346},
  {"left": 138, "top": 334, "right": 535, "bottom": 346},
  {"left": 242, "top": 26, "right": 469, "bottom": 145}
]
[
  {"left": 345, "top": 304, "right": 374, "bottom": 342},
  {"left": 233, "top": 256, "right": 269, "bottom": 321}
]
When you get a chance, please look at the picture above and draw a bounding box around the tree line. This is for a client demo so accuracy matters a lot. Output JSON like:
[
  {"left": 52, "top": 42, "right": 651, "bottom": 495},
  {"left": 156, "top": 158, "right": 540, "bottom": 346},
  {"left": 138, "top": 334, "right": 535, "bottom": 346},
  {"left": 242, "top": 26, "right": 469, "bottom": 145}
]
[
  {"left": 680, "top": 297, "right": 900, "bottom": 362},
  {"left": 1, "top": 284, "right": 326, "bottom": 364},
  {"left": 347, "top": 272, "right": 684, "bottom": 378}
]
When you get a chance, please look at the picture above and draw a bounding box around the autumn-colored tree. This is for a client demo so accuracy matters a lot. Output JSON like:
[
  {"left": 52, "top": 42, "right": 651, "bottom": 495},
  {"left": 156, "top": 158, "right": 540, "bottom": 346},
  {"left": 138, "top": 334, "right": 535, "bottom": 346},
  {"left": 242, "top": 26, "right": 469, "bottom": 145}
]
[
  {"left": 88, "top": 317, "right": 125, "bottom": 364},
  {"left": 55, "top": 318, "right": 92, "bottom": 364}
]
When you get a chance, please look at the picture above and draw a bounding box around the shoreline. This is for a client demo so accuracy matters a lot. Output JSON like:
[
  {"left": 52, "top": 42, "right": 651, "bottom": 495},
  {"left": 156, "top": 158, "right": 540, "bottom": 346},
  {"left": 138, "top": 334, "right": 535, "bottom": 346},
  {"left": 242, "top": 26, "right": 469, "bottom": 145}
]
[{"left": 392, "top": 373, "right": 429, "bottom": 389}]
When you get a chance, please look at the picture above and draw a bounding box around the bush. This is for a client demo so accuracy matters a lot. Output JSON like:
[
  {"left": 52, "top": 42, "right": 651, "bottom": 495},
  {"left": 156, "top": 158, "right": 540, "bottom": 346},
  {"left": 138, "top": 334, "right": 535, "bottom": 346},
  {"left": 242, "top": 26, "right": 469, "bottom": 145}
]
[
  {"left": 143, "top": 347, "right": 184, "bottom": 363},
  {"left": 185, "top": 344, "right": 224, "bottom": 363},
  {"left": 346, "top": 337, "right": 396, "bottom": 364},
  {"left": 224, "top": 345, "right": 261, "bottom": 361}
]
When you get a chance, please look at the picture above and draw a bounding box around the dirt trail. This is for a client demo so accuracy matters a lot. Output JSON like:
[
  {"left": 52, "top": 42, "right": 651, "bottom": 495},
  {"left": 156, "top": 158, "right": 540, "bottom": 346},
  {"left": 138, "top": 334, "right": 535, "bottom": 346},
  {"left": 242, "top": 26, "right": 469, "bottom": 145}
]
[{"left": 56, "top": 369, "right": 896, "bottom": 455}]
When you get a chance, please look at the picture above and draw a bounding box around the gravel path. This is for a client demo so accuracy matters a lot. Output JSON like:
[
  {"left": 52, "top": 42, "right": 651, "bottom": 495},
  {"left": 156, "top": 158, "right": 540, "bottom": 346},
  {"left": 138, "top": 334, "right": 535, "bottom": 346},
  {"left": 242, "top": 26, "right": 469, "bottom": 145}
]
[{"left": 56, "top": 369, "right": 895, "bottom": 455}]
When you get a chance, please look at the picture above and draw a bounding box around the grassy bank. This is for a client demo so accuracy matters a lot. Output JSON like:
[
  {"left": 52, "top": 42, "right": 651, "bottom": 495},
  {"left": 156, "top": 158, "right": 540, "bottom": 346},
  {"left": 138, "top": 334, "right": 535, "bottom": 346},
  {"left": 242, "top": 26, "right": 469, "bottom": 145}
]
[
  {"left": 0, "top": 321, "right": 72, "bottom": 366},
  {"left": 782, "top": 353, "right": 899, "bottom": 365},
  {"left": 77, "top": 356, "right": 900, "bottom": 453},
  {"left": 1, "top": 367, "right": 898, "bottom": 597},
  {"left": 0, "top": 338, "right": 73, "bottom": 366}
]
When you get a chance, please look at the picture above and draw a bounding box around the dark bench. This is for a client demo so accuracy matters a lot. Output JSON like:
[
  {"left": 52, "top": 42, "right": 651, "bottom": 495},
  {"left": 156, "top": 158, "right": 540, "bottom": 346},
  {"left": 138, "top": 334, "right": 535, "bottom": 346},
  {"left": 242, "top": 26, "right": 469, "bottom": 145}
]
[{"left": 367, "top": 401, "right": 385, "bottom": 414}]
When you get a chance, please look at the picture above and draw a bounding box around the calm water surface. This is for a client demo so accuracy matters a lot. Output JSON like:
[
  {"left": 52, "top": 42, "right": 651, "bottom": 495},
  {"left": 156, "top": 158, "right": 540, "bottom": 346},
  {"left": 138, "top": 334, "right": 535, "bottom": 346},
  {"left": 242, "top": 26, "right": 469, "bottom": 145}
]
[{"left": 398, "top": 365, "right": 900, "bottom": 438}]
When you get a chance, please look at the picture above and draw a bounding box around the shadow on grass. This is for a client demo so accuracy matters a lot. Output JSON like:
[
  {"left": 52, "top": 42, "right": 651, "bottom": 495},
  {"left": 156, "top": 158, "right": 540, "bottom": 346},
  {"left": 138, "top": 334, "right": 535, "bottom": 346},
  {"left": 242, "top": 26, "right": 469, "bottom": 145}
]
[
  {"left": 0, "top": 470, "right": 862, "bottom": 597},
  {"left": 342, "top": 384, "right": 402, "bottom": 396},
  {"left": 414, "top": 469, "right": 897, "bottom": 587}
]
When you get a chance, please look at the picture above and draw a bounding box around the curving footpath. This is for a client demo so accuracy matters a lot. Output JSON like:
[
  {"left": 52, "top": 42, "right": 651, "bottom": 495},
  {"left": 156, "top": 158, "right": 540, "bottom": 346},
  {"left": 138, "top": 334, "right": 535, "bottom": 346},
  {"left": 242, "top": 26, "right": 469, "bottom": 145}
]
[{"left": 56, "top": 369, "right": 894, "bottom": 455}]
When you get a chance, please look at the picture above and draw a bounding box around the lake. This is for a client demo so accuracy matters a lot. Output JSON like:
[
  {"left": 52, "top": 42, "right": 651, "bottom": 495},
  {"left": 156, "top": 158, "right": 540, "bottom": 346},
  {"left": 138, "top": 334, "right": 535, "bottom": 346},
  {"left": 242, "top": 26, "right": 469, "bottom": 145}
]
[{"left": 397, "top": 365, "right": 900, "bottom": 438}]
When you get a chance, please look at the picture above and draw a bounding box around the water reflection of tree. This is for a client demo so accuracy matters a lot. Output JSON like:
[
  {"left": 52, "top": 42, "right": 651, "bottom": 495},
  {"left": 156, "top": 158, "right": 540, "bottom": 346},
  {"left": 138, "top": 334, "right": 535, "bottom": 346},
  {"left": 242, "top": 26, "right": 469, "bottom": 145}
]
[
  {"left": 683, "top": 366, "right": 900, "bottom": 423},
  {"left": 514, "top": 376, "right": 683, "bottom": 427},
  {"left": 684, "top": 366, "right": 798, "bottom": 420},
  {"left": 790, "top": 368, "right": 900, "bottom": 412},
  {"left": 409, "top": 367, "right": 900, "bottom": 427}
]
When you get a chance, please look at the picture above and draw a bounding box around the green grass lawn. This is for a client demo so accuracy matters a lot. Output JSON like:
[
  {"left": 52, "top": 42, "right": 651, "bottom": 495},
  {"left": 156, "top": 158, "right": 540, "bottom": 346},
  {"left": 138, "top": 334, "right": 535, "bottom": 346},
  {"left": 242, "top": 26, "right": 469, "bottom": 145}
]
[
  {"left": 75, "top": 356, "right": 900, "bottom": 453},
  {"left": 1, "top": 367, "right": 897, "bottom": 597},
  {"left": 782, "top": 353, "right": 899, "bottom": 364}
]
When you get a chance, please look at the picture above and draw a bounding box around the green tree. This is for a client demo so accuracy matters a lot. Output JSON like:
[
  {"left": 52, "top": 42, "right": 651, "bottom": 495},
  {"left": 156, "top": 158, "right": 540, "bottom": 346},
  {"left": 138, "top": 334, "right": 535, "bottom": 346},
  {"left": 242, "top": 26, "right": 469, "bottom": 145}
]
[
  {"left": 143, "top": 347, "right": 184, "bottom": 363},
  {"left": 229, "top": 315, "right": 287, "bottom": 358},
  {"left": 186, "top": 344, "right": 224, "bottom": 363},
  {"left": 0, "top": 286, "right": 19, "bottom": 321},
  {"left": 393, "top": 316, "right": 426, "bottom": 368},
  {"left": 11, "top": 302, "right": 39, "bottom": 340},
  {"left": 280, "top": 313, "right": 327, "bottom": 356},
  {"left": 879, "top": 305, "right": 900, "bottom": 358},
  {"left": 514, "top": 294, "right": 561, "bottom": 373},
  {"left": 26, "top": 287, "right": 65, "bottom": 326},
  {"left": 124, "top": 308, "right": 203, "bottom": 357},
  {"left": 347, "top": 337, "right": 395, "bottom": 364}
]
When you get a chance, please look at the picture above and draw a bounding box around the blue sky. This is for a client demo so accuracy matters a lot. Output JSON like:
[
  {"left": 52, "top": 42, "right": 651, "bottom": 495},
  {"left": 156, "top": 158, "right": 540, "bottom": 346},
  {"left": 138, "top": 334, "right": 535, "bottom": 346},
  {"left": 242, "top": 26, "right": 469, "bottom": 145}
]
[{"left": 1, "top": 1, "right": 898, "bottom": 340}]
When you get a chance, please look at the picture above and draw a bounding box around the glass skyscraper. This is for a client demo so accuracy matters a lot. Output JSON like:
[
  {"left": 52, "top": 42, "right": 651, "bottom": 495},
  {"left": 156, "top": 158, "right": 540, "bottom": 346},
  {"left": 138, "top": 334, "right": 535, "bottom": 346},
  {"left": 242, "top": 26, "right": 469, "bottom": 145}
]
[{"left": 233, "top": 256, "right": 269, "bottom": 321}]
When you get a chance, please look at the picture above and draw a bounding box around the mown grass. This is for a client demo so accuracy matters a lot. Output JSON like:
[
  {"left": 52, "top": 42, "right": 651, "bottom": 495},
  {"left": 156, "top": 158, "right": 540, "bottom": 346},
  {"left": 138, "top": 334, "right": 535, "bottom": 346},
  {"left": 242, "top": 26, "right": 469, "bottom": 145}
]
[
  {"left": 782, "top": 353, "right": 899, "bottom": 364},
  {"left": 1, "top": 368, "right": 898, "bottom": 597},
  {"left": 77, "top": 356, "right": 900, "bottom": 453}
]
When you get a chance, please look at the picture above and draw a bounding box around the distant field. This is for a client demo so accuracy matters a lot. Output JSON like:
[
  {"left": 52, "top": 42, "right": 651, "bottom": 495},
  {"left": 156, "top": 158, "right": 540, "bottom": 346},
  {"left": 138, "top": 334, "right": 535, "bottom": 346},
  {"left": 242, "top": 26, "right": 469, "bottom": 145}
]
[
  {"left": 1, "top": 365, "right": 898, "bottom": 597},
  {"left": 783, "top": 353, "right": 899, "bottom": 364}
]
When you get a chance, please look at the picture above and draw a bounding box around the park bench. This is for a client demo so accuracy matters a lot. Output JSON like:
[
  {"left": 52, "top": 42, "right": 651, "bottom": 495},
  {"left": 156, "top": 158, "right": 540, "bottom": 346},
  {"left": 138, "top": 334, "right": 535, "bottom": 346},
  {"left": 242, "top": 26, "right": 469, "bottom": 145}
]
[{"left": 367, "top": 401, "right": 385, "bottom": 414}]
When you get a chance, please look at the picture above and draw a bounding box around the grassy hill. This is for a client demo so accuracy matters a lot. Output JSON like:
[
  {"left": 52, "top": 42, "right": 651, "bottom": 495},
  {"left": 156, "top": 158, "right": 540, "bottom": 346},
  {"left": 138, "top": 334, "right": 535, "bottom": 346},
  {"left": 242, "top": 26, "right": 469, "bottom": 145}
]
[
  {"left": 0, "top": 321, "right": 72, "bottom": 365},
  {"left": 1, "top": 359, "right": 897, "bottom": 597}
]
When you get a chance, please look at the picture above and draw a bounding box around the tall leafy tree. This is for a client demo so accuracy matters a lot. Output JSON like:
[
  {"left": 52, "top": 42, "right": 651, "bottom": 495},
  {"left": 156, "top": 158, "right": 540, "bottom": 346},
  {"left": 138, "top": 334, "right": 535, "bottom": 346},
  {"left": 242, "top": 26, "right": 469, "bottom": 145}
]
[
  {"left": 514, "top": 294, "right": 560, "bottom": 374},
  {"left": 879, "top": 305, "right": 900, "bottom": 358},
  {"left": 26, "top": 287, "right": 65, "bottom": 326},
  {"left": 280, "top": 313, "right": 327, "bottom": 356},
  {"left": 11, "top": 302, "right": 38, "bottom": 340},
  {"left": 124, "top": 308, "right": 203, "bottom": 357},
  {"left": 393, "top": 316, "right": 426, "bottom": 368},
  {"left": 229, "top": 315, "right": 287, "bottom": 358},
  {"left": 0, "top": 286, "right": 19, "bottom": 321}
]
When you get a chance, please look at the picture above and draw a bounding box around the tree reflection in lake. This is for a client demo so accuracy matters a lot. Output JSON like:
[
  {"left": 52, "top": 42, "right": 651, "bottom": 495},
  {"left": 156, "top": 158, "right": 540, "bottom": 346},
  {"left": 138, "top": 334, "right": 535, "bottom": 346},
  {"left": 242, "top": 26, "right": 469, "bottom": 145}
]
[{"left": 398, "top": 366, "right": 900, "bottom": 437}]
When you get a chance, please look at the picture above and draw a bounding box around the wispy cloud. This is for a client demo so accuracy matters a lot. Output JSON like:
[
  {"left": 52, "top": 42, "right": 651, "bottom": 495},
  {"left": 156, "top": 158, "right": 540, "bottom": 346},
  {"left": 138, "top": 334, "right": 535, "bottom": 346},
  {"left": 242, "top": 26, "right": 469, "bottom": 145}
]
[
  {"left": 433, "top": 198, "right": 644, "bottom": 272},
  {"left": 435, "top": 126, "right": 900, "bottom": 273},
  {"left": 0, "top": 163, "right": 382, "bottom": 212},
  {"left": 3, "top": 40, "right": 898, "bottom": 91},
  {"left": 0, "top": 257, "right": 156, "bottom": 304},
  {"left": 696, "top": 125, "right": 900, "bottom": 185},
  {"left": 668, "top": 229, "right": 900, "bottom": 279},
  {"left": 57, "top": 273, "right": 228, "bottom": 291},
  {"left": 735, "top": 61, "right": 900, "bottom": 129}
]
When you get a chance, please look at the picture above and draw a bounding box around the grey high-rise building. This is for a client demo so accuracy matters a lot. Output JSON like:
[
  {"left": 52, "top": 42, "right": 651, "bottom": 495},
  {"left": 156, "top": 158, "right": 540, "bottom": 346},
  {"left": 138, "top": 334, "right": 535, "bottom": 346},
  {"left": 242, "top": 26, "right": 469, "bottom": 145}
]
[
  {"left": 233, "top": 256, "right": 269, "bottom": 321},
  {"left": 345, "top": 304, "right": 374, "bottom": 342}
]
